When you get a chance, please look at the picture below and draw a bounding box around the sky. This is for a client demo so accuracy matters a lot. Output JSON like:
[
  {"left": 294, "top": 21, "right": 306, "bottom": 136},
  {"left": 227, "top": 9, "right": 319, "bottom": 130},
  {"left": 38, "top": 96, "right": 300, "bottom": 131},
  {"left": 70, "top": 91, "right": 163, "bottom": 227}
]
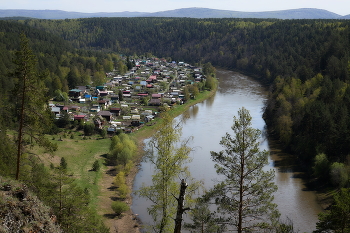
[{"left": 1, "top": 0, "right": 349, "bottom": 16}]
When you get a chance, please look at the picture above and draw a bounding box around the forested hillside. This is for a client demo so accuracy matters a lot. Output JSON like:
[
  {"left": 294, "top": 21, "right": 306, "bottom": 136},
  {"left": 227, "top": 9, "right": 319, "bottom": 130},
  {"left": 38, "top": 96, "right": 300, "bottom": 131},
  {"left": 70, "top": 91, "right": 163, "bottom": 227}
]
[
  {"left": 15, "top": 18, "right": 350, "bottom": 171},
  {"left": 4, "top": 17, "right": 350, "bottom": 168},
  {"left": 17, "top": 18, "right": 350, "bottom": 83},
  {"left": 0, "top": 20, "right": 126, "bottom": 98},
  {"left": 1, "top": 17, "right": 350, "bottom": 231}
]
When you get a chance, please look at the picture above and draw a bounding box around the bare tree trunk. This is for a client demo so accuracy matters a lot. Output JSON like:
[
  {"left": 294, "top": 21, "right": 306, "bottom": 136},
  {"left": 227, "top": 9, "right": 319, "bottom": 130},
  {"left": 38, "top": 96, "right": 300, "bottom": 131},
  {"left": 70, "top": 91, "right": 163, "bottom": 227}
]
[
  {"left": 15, "top": 70, "right": 26, "bottom": 180},
  {"left": 238, "top": 141, "right": 245, "bottom": 233},
  {"left": 174, "top": 179, "right": 190, "bottom": 233}
]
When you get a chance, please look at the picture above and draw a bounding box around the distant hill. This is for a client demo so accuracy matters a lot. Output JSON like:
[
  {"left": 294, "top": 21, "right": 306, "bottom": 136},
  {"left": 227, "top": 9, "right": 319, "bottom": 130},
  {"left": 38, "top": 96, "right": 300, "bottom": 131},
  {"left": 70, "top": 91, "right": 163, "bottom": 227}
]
[
  {"left": 142, "top": 8, "right": 342, "bottom": 19},
  {"left": 0, "top": 8, "right": 344, "bottom": 20},
  {"left": 0, "top": 9, "right": 146, "bottom": 19}
]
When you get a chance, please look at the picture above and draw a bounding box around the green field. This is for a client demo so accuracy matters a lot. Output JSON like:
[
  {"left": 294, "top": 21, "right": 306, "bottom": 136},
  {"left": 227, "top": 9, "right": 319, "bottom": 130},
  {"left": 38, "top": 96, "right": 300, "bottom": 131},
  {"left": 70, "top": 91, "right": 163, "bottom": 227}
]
[{"left": 35, "top": 132, "right": 110, "bottom": 208}]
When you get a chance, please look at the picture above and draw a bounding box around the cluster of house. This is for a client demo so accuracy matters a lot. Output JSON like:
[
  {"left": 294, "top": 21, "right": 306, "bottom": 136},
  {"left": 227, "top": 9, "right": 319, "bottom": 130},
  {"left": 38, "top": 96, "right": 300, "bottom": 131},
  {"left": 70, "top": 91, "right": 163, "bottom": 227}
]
[{"left": 50, "top": 58, "right": 205, "bottom": 134}]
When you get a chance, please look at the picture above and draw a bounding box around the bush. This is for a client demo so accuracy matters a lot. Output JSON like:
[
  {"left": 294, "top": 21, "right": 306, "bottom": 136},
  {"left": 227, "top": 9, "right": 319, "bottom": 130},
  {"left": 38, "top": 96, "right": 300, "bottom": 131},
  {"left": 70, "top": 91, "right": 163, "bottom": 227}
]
[
  {"left": 84, "top": 123, "right": 95, "bottom": 136},
  {"left": 92, "top": 160, "right": 100, "bottom": 171},
  {"left": 330, "top": 162, "right": 348, "bottom": 188},
  {"left": 111, "top": 201, "right": 129, "bottom": 215},
  {"left": 114, "top": 171, "right": 126, "bottom": 186},
  {"left": 100, "top": 128, "right": 107, "bottom": 139},
  {"left": 312, "top": 153, "right": 329, "bottom": 179},
  {"left": 117, "top": 183, "right": 129, "bottom": 199},
  {"left": 124, "top": 160, "right": 133, "bottom": 175}
]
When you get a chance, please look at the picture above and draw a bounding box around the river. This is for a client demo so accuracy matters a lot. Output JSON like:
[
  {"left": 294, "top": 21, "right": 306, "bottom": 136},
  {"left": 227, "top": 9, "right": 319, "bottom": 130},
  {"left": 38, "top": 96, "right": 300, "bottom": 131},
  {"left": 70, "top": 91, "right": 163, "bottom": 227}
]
[{"left": 132, "top": 69, "right": 323, "bottom": 232}]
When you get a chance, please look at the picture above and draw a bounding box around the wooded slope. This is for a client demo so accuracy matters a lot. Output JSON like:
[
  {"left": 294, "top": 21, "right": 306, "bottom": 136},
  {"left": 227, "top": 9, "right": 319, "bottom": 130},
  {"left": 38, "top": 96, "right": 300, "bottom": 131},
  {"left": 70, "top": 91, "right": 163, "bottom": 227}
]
[{"left": 2, "top": 17, "right": 350, "bottom": 178}]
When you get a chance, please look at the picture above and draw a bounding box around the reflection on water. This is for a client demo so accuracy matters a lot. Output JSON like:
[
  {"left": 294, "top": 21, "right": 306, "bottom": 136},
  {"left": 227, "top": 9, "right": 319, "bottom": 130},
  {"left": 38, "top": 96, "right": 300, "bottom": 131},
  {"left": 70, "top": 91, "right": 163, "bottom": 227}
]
[
  {"left": 132, "top": 69, "right": 322, "bottom": 233},
  {"left": 205, "top": 92, "right": 215, "bottom": 107},
  {"left": 187, "top": 105, "right": 199, "bottom": 119}
]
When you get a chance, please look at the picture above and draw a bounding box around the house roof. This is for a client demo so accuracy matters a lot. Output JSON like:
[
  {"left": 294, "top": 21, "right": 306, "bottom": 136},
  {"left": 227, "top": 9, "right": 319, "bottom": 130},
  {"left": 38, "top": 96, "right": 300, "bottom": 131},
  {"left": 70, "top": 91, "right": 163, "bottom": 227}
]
[
  {"left": 152, "top": 94, "right": 162, "bottom": 98},
  {"left": 97, "top": 111, "right": 112, "bottom": 116},
  {"left": 76, "top": 86, "right": 87, "bottom": 92},
  {"left": 149, "top": 99, "right": 161, "bottom": 104},
  {"left": 74, "top": 115, "right": 86, "bottom": 119},
  {"left": 51, "top": 107, "right": 60, "bottom": 112},
  {"left": 69, "top": 89, "right": 82, "bottom": 93}
]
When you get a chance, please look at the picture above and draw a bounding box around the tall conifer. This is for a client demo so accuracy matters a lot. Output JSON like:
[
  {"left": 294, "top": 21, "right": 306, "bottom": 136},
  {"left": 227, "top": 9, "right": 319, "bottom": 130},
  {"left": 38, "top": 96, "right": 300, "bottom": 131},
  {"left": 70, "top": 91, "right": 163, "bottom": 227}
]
[
  {"left": 12, "top": 33, "right": 57, "bottom": 180},
  {"left": 209, "top": 107, "right": 279, "bottom": 232}
]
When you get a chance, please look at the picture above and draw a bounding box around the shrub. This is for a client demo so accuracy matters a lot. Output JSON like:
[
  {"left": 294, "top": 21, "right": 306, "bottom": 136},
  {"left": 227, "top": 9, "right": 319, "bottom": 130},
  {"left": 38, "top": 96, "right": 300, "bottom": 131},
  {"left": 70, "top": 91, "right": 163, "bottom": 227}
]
[
  {"left": 312, "top": 153, "right": 329, "bottom": 179},
  {"left": 114, "top": 171, "right": 126, "bottom": 186},
  {"left": 111, "top": 201, "right": 129, "bottom": 215},
  {"left": 330, "top": 162, "right": 348, "bottom": 188},
  {"left": 92, "top": 160, "right": 100, "bottom": 171},
  {"left": 117, "top": 183, "right": 129, "bottom": 199},
  {"left": 83, "top": 123, "right": 95, "bottom": 136},
  {"left": 124, "top": 160, "right": 133, "bottom": 175},
  {"left": 60, "top": 157, "right": 67, "bottom": 170},
  {"left": 100, "top": 128, "right": 107, "bottom": 139}
]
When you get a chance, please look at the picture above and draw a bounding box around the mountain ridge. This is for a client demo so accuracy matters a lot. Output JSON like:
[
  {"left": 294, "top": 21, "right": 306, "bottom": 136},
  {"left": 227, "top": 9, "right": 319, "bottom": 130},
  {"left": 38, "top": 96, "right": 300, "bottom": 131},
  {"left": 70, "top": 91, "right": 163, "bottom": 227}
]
[{"left": 0, "top": 8, "right": 348, "bottom": 20}]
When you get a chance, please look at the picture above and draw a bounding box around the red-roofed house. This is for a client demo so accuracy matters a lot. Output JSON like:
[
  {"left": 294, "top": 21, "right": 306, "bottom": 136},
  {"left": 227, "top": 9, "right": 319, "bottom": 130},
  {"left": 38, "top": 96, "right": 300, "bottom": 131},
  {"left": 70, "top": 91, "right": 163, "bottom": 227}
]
[
  {"left": 151, "top": 93, "right": 162, "bottom": 99},
  {"left": 74, "top": 115, "right": 86, "bottom": 121},
  {"left": 149, "top": 75, "right": 157, "bottom": 80}
]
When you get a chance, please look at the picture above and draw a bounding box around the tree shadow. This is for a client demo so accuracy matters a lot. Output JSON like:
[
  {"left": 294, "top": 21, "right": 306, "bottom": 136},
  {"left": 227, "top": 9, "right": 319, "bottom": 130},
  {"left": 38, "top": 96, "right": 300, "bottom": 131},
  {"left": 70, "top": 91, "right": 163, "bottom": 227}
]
[
  {"left": 106, "top": 167, "right": 117, "bottom": 176},
  {"left": 110, "top": 196, "right": 125, "bottom": 201},
  {"left": 108, "top": 185, "right": 117, "bottom": 191},
  {"left": 103, "top": 213, "right": 118, "bottom": 219},
  {"left": 101, "top": 153, "right": 117, "bottom": 166}
]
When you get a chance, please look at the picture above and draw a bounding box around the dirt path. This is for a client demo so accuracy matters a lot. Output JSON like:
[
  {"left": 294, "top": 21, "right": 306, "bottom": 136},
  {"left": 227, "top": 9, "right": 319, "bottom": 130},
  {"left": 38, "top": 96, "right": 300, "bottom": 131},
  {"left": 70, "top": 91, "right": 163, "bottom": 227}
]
[
  {"left": 97, "top": 165, "right": 141, "bottom": 233},
  {"left": 98, "top": 139, "right": 146, "bottom": 233}
]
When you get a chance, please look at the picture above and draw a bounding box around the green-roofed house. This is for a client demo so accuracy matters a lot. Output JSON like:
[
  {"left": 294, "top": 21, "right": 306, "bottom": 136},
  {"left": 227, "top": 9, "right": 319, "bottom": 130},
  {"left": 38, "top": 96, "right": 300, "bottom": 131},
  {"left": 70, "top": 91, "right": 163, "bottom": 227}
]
[{"left": 68, "top": 89, "right": 82, "bottom": 98}]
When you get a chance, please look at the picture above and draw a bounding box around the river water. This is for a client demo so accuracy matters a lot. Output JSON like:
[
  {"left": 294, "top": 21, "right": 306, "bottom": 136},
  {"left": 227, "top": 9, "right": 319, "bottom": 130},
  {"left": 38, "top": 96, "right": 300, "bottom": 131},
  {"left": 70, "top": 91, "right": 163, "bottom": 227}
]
[{"left": 132, "top": 69, "right": 323, "bottom": 232}]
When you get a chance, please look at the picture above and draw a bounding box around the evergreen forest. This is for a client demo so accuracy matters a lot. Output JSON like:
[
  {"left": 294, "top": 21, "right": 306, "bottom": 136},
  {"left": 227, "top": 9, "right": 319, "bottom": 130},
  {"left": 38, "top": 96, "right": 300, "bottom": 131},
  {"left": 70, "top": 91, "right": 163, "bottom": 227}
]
[
  {"left": 1, "top": 17, "right": 350, "bottom": 232},
  {"left": 14, "top": 17, "right": 350, "bottom": 170}
]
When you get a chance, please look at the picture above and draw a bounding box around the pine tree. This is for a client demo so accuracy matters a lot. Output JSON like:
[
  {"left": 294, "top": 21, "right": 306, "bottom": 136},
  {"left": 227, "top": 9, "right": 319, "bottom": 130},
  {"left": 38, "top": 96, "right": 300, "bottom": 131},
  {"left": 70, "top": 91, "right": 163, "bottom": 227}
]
[
  {"left": 12, "top": 33, "right": 57, "bottom": 180},
  {"left": 314, "top": 188, "right": 350, "bottom": 233},
  {"left": 208, "top": 107, "right": 279, "bottom": 232}
]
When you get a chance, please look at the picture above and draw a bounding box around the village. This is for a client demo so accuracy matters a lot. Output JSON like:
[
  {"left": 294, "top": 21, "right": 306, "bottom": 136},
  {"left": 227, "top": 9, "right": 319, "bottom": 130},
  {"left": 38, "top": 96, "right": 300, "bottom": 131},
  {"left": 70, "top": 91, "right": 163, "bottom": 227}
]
[{"left": 49, "top": 58, "right": 206, "bottom": 134}]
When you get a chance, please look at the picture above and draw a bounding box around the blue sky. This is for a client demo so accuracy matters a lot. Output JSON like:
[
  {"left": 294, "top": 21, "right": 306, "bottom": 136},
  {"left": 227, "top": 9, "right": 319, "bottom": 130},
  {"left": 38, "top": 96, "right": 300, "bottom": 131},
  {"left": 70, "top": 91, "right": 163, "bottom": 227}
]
[{"left": 1, "top": 0, "right": 349, "bottom": 16}]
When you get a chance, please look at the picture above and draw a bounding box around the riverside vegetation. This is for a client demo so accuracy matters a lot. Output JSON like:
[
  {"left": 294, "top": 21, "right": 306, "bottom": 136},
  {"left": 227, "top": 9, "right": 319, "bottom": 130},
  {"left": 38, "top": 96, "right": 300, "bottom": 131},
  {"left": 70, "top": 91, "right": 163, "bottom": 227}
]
[{"left": 0, "top": 17, "right": 350, "bottom": 232}]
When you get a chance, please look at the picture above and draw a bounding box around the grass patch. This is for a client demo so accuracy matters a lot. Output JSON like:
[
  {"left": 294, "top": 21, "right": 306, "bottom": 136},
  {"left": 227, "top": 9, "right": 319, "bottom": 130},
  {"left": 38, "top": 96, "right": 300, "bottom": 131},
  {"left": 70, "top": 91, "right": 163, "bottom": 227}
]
[{"left": 32, "top": 131, "right": 110, "bottom": 209}]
